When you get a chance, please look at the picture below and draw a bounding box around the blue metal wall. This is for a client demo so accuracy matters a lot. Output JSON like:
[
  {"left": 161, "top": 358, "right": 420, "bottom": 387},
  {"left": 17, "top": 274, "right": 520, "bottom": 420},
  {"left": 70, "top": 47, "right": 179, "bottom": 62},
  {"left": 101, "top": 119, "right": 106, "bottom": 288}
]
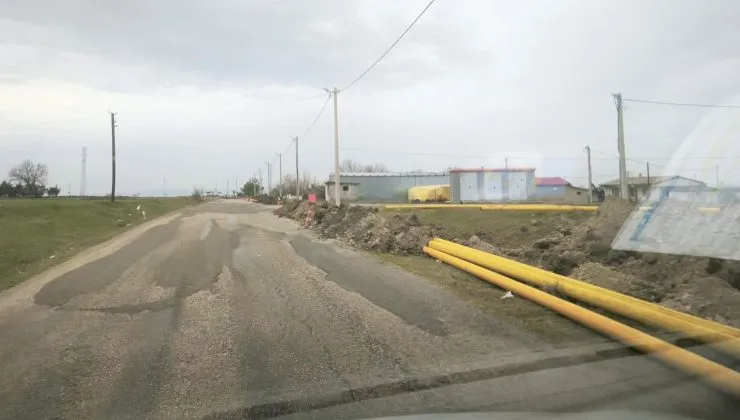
[
  {"left": 328, "top": 173, "right": 449, "bottom": 202},
  {"left": 535, "top": 185, "right": 566, "bottom": 198}
]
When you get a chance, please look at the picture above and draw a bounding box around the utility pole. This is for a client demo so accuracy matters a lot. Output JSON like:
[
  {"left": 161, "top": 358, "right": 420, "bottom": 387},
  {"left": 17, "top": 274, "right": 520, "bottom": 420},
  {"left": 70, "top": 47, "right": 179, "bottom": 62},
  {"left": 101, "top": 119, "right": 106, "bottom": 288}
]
[
  {"left": 294, "top": 136, "right": 300, "bottom": 196},
  {"left": 110, "top": 112, "right": 117, "bottom": 202},
  {"left": 265, "top": 161, "right": 271, "bottom": 193},
  {"left": 584, "top": 146, "right": 593, "bottom": 204},
  {"left": 613, "top": 93, "right": 628, "bottom": 199},
  {"left": 253, "top": 172, "right": 257, "bottom": 197},
  {"left": 324, "top": 87, "right": 341, "bottom": 206},
  {"left": 276, "top": 153, "right": 283, "bottom": 197},
  {"left": 226, "top": 180, "right": 230, "bottom": 198},
  {"left": 646, "top": 162, "right": 651, "bottom": 186},
  {"left": 258, "top": 169, "right": 262, "bottom": 195},
  {"left": 716, "top": 164, "right": 720, "bottom": 187}
]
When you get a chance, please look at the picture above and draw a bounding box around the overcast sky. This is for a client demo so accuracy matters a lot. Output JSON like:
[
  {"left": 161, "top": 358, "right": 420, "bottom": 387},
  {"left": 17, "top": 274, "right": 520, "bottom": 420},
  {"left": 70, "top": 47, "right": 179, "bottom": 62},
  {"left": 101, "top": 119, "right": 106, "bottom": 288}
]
[{"left": 2, "top": 0, "right": 740, "bottom": 195}]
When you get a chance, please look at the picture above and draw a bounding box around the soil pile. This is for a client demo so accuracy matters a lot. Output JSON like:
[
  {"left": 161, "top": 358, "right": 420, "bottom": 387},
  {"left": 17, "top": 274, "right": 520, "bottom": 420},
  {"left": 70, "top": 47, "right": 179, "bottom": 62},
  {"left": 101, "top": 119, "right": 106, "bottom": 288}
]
[
  {"left": 523, "top": 197, "right": 740, "bottom": 323},
  {"left": 280, "top": 201, "right": 439, "bottom": 254},
  {"left": 274, "top": 197, "right": 740, "bottom": 325}
]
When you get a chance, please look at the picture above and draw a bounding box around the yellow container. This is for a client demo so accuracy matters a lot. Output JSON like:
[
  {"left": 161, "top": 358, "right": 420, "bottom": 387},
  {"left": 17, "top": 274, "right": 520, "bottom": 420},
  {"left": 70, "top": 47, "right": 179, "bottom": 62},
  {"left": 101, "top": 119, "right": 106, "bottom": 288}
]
[{"left": 407, "top": 185, "right": 450, "bottom": 203}]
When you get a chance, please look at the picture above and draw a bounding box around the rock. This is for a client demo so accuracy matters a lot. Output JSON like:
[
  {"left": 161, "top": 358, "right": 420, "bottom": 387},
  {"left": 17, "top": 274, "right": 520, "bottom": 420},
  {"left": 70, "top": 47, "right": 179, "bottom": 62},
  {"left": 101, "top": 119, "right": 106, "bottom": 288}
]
[
  {"left": 533, "top": 235, "right": 561, "bottom": 250},
  {"left": 466, "top": 235, "right": 500, "bottom": 255}
]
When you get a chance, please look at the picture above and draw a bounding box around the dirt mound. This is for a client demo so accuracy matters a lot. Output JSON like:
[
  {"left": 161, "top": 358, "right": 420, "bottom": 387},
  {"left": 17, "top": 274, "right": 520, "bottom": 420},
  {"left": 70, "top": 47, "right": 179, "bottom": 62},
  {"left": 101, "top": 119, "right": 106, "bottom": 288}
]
[
  {"left": 273, "top": 199, "right": 302, "bottom": 217},
  {"left": 462, "top": 235, "right": 500, "bottom": 255},
  {"left": 570, "top": 262, "right": 667, "bottom": 302},
  {"left": 661, "top": 274, "right": 740, "bottom": 327},
  {"left": 297, "top": 204, "right": 437, "bottom": 254},
  {"left": 521, "top": 196, "right": 740, "bottom": 323}
]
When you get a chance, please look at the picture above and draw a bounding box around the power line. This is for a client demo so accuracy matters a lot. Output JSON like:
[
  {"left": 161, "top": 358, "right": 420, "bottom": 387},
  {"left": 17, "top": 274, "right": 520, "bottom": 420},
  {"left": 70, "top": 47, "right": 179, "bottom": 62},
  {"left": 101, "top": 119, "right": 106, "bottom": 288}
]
[
  {"left": 341, "top": 146, "right": 617, "bottom": 160},
  {"left": 622, "top": 98, "right": 740, "bottom": 109},
  {"left": 301, "top": 95, "right": 331, "bottom": 138},
  {"left": 341, "top": 0, "right": 438, "bottom": 91}
]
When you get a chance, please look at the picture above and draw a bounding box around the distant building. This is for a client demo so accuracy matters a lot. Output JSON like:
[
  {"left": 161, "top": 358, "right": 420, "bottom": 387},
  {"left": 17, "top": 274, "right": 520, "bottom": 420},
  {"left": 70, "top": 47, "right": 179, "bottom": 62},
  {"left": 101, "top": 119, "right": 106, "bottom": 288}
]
[
  {"left": 600, "top": 175, "right": 706, "bottom": 201},
  {"left": 325, "top": 172, "right": 449, "bottom": 203},
  {"left": 449, "top": 168, "right": 536, "bottom": 203},
  {"left": 535, "top": 177, "right": 592, "bottom": 204}
]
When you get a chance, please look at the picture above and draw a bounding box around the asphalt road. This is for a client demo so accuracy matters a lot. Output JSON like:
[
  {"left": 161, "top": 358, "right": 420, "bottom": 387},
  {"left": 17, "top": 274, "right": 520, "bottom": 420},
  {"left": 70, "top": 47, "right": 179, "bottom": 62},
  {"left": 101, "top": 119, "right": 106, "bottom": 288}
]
[{"left": 0, "top": 201, "right": 737, "bottom": 419}]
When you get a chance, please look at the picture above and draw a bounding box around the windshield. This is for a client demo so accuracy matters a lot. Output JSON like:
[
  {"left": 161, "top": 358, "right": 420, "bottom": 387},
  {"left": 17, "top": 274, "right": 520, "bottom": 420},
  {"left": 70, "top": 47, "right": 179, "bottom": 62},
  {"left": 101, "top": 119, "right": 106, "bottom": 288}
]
[{"left": 1, "top": 1, "right": 739, "bottom": 419}]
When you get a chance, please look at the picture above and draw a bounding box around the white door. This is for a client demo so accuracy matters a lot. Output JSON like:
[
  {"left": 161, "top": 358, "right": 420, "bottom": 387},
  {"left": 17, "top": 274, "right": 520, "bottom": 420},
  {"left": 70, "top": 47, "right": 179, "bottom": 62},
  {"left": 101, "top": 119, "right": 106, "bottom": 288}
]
[
  {"left": 459, "top": 172, "right": 479, "bottom": 201},
  {"left": 508, "top": 172, "right": 528, "bottom": 201},
  {"left": 483, "top": 172, "right": 503, "bottom": 201}
]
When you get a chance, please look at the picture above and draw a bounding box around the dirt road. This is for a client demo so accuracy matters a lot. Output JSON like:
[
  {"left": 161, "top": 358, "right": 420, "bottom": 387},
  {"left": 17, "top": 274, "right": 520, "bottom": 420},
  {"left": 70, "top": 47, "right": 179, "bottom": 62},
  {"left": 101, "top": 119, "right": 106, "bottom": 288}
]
[{"left": 0, "top": 201, "right": 736, "bottom": 419}]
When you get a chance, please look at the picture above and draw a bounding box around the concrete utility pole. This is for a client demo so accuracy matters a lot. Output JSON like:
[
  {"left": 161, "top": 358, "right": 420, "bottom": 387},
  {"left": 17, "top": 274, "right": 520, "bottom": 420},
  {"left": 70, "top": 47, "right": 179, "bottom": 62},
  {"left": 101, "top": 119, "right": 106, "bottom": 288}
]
[
  {"left": 324, "top": 87, "right": 341, "bottom": 206},
  {"left": 613, "top": 93, "right": 628, "bottom": 199},
  {"left": 110, "top": 112, "right": 117, "bottom": 202},
  {"left": 276, "top": 153, "right": 283, "bottom": 197},
  {"left": 253, "top": 172, "right": 257, "bottom": 197},
  {"left": 646, "top": 162, "right": 651, "bottom": 186},
  {"left": 716, "top": 164, "right": 720, "bottom": 187},
  {"left": 226, "top": 180, "right": 230, "bottom": 198},
  {"left": 584, "top": 146, "right": 593, "bottom": 204},
  {"left": 294, "top": 136, "right": 300, "bottom": 196},
  {"left": 265, "top": 161, "right": 271, "bottom": 193},
  {"left": 258, "top": 169, "right": 262, "bottom": 194}
]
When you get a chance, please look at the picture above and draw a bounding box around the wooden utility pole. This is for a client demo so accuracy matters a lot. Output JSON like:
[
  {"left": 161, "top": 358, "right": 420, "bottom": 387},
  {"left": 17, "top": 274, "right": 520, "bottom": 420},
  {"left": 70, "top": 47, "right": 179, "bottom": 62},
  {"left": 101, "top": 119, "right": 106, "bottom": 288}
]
[
  {"left": 613, "top": 93, "right": 628, "bottom": 199},
  {"left": 110, "top": 112, "right": 117, "bottom": 202},
  {"left": 584, "top": 146, "right": 593, "bottom": 204}
]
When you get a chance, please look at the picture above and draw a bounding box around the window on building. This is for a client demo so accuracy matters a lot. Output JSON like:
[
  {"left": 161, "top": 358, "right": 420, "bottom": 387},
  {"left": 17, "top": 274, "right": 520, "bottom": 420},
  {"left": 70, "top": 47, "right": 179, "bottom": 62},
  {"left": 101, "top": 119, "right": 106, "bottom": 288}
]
[{"left": 342, "top": 185, "right": 349, "bottom": 191}]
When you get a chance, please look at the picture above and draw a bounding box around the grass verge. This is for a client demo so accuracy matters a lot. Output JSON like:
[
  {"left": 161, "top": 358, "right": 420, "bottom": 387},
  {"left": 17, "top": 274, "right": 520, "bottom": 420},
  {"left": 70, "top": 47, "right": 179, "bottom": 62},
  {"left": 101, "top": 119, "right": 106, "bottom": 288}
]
[
  {"left": 375, "top": 252, "right": 598, "bottom": 345},
  {"left": 0, "top": 197, "right": 198, "bottom": 292}
]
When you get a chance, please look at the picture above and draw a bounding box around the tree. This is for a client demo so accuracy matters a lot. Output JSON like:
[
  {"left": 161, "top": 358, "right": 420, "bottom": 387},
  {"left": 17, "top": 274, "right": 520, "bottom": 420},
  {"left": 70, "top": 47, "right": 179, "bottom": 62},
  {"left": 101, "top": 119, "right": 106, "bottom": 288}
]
[
  {"left": 339, "top": 159, "right": 388, "bottom": 173},
  {"left": 0, "top": 180, "right": 11, "bottom": 197},
  {"left": 9, "top": 160, "right": 48, "bottom": 187},
  {"left": 11, "top": 183, "right": 24, "bottom": 198},
  {"left": 191, "top": 188, "right": 205, "bottom": 201},
  {"left": 241, "top": 178, "right": 263, "bottom": 197},
  {"left": 8, "top": 160, "right": 48, "bottom": 198},
  {"left": 47, "top": 185, "right": 61, "bottom": 197}
]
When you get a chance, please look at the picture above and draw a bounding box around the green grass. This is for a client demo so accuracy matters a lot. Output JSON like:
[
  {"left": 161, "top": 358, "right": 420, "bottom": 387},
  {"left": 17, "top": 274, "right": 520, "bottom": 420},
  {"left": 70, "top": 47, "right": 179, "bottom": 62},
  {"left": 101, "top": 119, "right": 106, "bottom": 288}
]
[
  {"left": 374, "top": 253, "right": 598, "bottom": 345},
  {"left": 380, "top": 208, "right": 591, "bottom": 249},
  {"left": 0, "top": 197, "right": 198, "bottom": 291}
]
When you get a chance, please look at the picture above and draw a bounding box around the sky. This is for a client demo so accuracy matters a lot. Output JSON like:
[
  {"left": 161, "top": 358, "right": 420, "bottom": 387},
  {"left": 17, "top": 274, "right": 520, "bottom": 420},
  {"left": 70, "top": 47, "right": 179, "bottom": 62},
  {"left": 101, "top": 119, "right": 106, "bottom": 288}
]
[{"left": 2, "top": 0, "right": 740, "bottom": 196}]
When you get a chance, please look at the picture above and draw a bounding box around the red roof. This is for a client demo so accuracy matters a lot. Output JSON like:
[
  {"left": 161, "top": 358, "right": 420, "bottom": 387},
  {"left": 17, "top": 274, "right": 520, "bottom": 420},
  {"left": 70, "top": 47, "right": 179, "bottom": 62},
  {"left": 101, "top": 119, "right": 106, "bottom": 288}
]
[
  {"left": 450, "top": 167, "right": 535, "bottom": 173},
  {"left": 536, "top": 177, "right": 570, "bottom": 186}
]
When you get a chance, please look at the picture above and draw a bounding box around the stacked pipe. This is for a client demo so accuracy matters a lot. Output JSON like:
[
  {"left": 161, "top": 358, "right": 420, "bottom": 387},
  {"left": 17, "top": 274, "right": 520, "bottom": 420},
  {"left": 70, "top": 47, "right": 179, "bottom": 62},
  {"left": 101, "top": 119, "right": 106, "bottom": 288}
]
[{"left": 424, "top": 238, "right": 740, "bottom": 397}]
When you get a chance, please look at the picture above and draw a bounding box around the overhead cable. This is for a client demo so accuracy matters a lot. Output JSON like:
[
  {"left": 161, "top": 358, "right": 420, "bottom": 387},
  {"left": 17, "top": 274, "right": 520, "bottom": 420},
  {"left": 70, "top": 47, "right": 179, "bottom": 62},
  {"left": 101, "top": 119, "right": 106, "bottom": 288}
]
[
  {"left": 341, "top": 0, "right": 438, "bottom": 91},
  {"left": 622, "top": 98, "right": 740, "bottom": 109}
]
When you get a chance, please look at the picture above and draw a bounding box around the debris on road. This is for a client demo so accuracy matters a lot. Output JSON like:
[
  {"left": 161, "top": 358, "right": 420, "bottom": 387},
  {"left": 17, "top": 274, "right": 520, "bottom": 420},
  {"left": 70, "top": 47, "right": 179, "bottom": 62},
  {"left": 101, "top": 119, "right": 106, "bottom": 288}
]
[{"left": 501, "top": 291, "right": 514, "bottom": 300}]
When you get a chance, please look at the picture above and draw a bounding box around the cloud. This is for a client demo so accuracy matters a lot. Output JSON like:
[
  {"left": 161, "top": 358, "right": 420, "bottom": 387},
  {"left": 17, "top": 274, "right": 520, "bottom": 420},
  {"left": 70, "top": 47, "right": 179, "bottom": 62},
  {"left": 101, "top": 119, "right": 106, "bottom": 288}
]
[{"left": 1, "top": 0, "right": 740, "bottom": 194}]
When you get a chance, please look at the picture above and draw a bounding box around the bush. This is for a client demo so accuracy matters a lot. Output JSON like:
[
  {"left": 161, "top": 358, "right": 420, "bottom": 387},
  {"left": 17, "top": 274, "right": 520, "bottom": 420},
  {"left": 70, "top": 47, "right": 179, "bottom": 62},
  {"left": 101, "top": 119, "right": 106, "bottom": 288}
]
[{"left": 191, "top": 188, "right": 205, "bottom": 201}]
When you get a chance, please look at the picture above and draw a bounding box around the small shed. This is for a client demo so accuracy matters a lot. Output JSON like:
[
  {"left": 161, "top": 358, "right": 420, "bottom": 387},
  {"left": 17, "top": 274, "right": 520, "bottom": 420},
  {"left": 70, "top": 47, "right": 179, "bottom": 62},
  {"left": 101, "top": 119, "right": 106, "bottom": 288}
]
[
  {"left": 450, "top": 168, "right": 536, "bottom": 203},
  {"left": 601, "top": 175, "right": 706, "bottom": 202},
  {"left": 535, "top": 177, "right": 592, "bottom": 204},
  {"left": 324, "top": 181, "right": 361, "bottom": 202}
]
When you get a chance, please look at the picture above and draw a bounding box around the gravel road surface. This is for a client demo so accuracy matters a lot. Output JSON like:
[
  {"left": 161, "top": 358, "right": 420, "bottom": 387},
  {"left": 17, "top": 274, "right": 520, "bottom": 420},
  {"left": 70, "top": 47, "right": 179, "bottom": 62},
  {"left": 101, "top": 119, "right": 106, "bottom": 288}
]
[{"left": 0, "top": 201, "right": 737, "bottom": 419}]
